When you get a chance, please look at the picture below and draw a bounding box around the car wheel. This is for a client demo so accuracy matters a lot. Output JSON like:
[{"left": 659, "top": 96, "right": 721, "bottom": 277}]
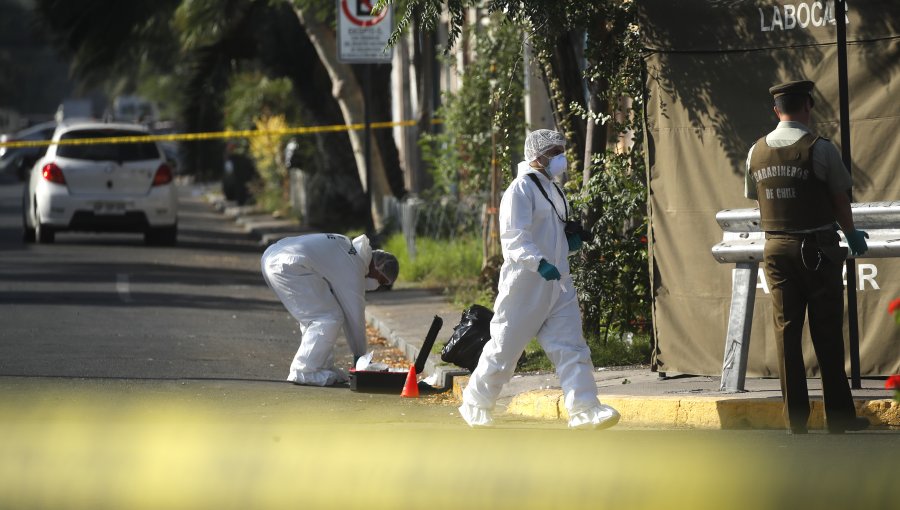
[
  {"left": 22, "top": 223, "right": 36, "bottom": 243},
  {"left": 35, "top": 220, "right": 54, "bottom": 244},
  {"left": 145, "top": 224, "right": 177, "bottom": 246},
  {"left": 33, "top": 201, "right": 55, "bottom": 244},
  {"left": 22, "top": 192, "right": 35, "bottom": 243}
]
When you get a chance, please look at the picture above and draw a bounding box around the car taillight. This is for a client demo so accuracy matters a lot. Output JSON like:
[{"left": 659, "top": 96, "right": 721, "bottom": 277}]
[
  {"left": 42, "top": 163, "right": 66, "bottom": 184},
  {"left": 152, "top": 163, "right": 173, "bottom": 186}
]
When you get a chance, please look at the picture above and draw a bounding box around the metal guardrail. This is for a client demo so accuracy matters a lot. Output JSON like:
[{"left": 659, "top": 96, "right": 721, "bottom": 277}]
[{"left": 711, "top": 201, "right": 900, "bottom": 392}]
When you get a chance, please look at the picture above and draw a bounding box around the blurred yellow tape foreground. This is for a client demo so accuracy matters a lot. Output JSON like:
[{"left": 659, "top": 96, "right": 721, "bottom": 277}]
[{"left": 0, "top": 118, "right": 439, "bottom": 150}]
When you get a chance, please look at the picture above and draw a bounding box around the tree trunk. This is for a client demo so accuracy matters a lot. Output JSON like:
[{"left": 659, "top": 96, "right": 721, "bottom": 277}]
[
  {"left": 258, "top": 2, "right": 367, "bottom": 230},
  {"left": 412, "top": 18, "right": 437, "bottom": 193},
  {"left": 293, "top": 7, "right": 392, "bottom": 229},
  {"left": 547, "top": 31, "right": 589, "bottom": 169},
  {"left": 394, "top": 34, "right": 418, "bottom": 193},
  {"left": 351, "top": 63, "right": 406, "bottom": 200}
]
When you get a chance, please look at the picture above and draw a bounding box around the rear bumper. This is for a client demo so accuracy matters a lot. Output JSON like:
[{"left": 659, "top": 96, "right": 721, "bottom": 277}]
[
  {"left": 35, "top": 182, "right": 177, "bottom": 232},
  {"left": 67, "top": 211, "right": 153, "bottom": 232}
]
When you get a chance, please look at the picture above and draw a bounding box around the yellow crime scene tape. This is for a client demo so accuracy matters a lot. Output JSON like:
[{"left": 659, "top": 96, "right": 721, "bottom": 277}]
[{"left": 0, "top": 118, "right": 440, "bottom": 150}]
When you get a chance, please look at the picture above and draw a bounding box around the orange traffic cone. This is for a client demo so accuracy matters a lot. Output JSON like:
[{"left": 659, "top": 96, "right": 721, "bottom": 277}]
[{"left": 400, "top": 364, "right": 419, "bottom": 398}]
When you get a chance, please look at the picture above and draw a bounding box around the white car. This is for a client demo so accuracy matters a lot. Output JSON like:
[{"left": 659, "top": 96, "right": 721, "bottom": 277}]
[{"left": 22, "top": 121, "right": 178, "bottom": 245}]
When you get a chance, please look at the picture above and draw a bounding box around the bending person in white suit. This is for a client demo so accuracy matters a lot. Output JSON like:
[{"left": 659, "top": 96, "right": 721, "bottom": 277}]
[
  {"left": 459, "top": 129, "right": 620, "bottom": 429},
  {"left": 261, "top": 233, "right": 398, "bottom": 386}
]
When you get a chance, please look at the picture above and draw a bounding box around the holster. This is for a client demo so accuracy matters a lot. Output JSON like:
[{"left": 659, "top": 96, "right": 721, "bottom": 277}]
[{"left": 814, "top": 230, "right": 848, "bottom": 264}]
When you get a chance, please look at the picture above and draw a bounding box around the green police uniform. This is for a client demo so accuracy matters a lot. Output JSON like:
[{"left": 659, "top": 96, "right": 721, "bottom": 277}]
[{"left": 745, "top": 80, "right": 862, "bottom": 434}]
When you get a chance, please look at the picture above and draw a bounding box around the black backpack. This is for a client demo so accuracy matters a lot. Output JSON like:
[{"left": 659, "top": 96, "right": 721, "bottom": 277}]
[{"left": 440, "top": 304, "right": 494, "bottom": 371}]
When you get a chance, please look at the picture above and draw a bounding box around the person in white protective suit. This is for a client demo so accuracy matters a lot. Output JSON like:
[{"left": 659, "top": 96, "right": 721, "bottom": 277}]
[
  {"left": 261, "top": 234, "right": 399, "bottom": 386},
  {"left": 458, "top": 129, "right": 621, "bottom": 429}
]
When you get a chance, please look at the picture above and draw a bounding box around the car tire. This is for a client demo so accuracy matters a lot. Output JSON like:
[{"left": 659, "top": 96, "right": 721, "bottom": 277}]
[
  {"left": 35, "top": 220, "right": 54, "bottom": 244},
  {"left": 23, "top": 224, "right": 36, "bottom": 243},
  {"left": 33, "top": 200, "right": 55, "bottom": 244},
  {"left": 145, "top": 224, "right": 177, "bottom": 246},
  {"left": 22, "top": 192, "right": 35, "bottom": 243}
]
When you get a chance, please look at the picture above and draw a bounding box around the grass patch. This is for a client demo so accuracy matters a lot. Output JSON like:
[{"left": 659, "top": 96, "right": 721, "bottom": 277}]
[
  {"left": 516, "top": 333, "right": 652, "bottom": 373},
  {"left": 383, "top": 233, "right": 482, "bottom": 290},
  {"left": 516, "top": 339, "right": 554, "bottom": 372},
  {"left": 588, "top": 332, "right": 653, "bottom": 367}
]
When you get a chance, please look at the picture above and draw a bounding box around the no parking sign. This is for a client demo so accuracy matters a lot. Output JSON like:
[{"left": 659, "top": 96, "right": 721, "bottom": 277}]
[{"left": 337, "top": 0, "right": 393, "bottom": 63}]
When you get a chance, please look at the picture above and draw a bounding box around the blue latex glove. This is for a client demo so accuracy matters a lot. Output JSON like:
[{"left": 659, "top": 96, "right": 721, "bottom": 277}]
[
  {"left": 567, "top": 233, "right": 583, "bottom": 252},
  {"left": 537, "top": 259, "right": 561, "bottom": 281},
  {"left": 845, "top": 229, "right": 869, "bottom": 257}
]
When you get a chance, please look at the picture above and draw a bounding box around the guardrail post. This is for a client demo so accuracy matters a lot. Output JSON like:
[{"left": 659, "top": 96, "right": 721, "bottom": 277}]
[{"left": 719, "top": 261, "right": 759, "bottom": 392}]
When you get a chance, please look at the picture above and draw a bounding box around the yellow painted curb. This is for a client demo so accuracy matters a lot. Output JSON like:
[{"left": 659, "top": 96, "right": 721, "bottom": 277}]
[
  {"left": 505, "top": 390, "right": 900, "bottom": 430},
  {"left": 505, "top": 390, "right": 565, "bottom": 420},
  {"left": 454, "top": 375, "right": 900, "bottom": 429}
]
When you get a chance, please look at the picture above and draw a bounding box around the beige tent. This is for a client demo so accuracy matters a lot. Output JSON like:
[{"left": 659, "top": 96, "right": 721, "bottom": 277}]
[{"left": 637, "top": 0, "right": 900, "bottom": 376}]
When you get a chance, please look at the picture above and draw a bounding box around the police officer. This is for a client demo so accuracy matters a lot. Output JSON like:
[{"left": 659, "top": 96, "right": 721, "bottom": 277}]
[{"left": 745, "top": 80, "right": 870, "bottom": 434}]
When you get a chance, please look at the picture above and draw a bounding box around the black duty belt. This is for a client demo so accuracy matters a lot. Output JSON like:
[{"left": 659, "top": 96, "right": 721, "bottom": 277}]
[
  {"left": 766, "top": 230, "right": 816, "bottom": 237},
  {"left": 765, "top": 230, "right": 845, "bottom": 271}
]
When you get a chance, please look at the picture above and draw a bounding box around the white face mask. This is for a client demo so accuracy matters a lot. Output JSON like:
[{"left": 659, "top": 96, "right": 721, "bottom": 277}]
[
  {"left": 365, "top": 278, "right": 381, "bottom": 291},
  {"left": 546, "top": 153, "right": 567, "bottom": 177}
]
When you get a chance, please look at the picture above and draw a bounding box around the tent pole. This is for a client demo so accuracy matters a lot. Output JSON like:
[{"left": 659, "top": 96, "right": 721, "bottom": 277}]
[{"left": 835, "top": 0, "right": 861, "bottom": 390}]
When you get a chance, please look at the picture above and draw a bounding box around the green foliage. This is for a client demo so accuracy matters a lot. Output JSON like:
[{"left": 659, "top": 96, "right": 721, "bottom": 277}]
[
  {"left": 225, "top": 71, "right": 311, "bottom": 213},
  {"left": 564, "top": 1, "right": 649, "bottom": 347},
  {"left": 381, "top": 0, "right": 462, "bottom": 49},
  {"left": 288, "top": 0, "right": 335, "bottom": 26},
  {"left": 515, "top": 339, "right": 554, "bottom": 372},
  {"left": 131, "top": 64, "right": 181, "bottom": 120},
  {"left": 224, "top": 72, "right": 302, "bottom": 130},
  {"left": 174, "top": 0, "right": 233, "bottom": 50},
  {"left": 420, "top": 13, "right": 525, "bottom": 197},
  {"left": 569, "top": 149, "right": 650, "bottom": 344},
  {"left": 34, "top": 0, "right": 181, "bottom": 88},
  {"left": 248, "top": 114, "right": 289, "bottom": 212}
]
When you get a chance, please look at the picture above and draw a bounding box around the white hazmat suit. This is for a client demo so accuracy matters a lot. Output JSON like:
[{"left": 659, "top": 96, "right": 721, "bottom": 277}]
[
  {"left": 459, "top": 130, "right": 619, "bottom": 429},
  {"left": 261, "top": 233, "right": 375, "bottom": 386}
]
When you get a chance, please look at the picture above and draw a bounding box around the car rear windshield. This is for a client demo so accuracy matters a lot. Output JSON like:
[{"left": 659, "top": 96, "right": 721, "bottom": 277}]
[{"left": 57, "top": 129, "right": 160, "bottom": 162}]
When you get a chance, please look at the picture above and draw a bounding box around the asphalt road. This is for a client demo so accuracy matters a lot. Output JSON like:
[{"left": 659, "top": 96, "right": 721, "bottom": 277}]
[
  {"left": 0, "top": 180, "right": 342, "bottom": 381},
  {"left": 1, "top": 179, "right": 897, "bottom": 509}
]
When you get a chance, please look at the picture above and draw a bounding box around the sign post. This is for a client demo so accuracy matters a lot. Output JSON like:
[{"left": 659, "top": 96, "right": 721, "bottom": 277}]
[
  {"left": 337, "top": 0, "right": 393, "bottom": 235},
  {"left": 337, "top": 0, "right": 393, "bottom": 64},
  {"left": 834, "top": 0, "right": 861, "bottom": 389}
]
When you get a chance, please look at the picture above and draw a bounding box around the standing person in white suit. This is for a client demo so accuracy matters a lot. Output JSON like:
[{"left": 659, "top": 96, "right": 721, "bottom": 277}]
[
  {"left": 261, "top": 233, "right": 399, "bottom": 386},
  {"left": 458, "top": 129, "right": 620, "bottom": 429}
]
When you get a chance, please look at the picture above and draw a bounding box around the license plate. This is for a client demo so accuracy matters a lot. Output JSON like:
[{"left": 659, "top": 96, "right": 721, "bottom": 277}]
[{"left": 93, "top": 202, "right": 127, "bottom": 215}]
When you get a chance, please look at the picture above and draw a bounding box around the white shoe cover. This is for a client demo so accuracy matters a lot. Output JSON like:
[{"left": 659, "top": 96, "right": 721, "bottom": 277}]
[
  {"left": 458, "top": 402, "right": 494, "bottom": 427},
  {"left": 287, "top": 368, "right": 349, "bottom": 387},
  {"left": 568, "top": 404, "right": 620, "bottom": 430}
]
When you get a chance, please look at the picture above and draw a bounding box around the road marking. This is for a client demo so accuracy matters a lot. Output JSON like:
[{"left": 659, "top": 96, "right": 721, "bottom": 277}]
[{"left": 116, "top": 274, "right": 132, "bottom": 303}]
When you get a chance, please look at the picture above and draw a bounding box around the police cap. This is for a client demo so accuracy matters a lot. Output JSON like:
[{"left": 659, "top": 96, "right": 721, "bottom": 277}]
[{"left": 768, "top": 80, "right": 815, "bottom": 98}]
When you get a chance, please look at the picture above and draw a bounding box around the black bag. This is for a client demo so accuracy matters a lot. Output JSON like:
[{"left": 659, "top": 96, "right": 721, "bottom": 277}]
[{"left": 440, "top": 304, "right": 494, "bottom": 371}]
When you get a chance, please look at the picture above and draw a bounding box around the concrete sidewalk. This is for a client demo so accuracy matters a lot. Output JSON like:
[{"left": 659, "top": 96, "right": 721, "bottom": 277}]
[
  {"left": 210, "top": 192, "right": 899, "bottom": 431},
  {"left": 363, "top": 287, "right": 898, "bottom": 431}
]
